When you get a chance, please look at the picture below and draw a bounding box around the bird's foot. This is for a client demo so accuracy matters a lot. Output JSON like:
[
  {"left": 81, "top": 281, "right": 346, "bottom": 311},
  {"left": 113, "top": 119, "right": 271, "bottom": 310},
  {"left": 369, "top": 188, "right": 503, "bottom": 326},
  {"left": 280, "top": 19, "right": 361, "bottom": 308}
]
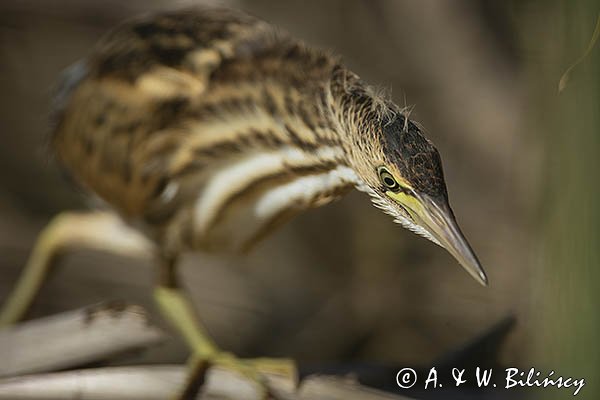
[
  {"left": 175, "top": 352, "right": 297, "bottom": 399},
  {"left": 153, "top": 287, "right": 296, "bottom": 398}
]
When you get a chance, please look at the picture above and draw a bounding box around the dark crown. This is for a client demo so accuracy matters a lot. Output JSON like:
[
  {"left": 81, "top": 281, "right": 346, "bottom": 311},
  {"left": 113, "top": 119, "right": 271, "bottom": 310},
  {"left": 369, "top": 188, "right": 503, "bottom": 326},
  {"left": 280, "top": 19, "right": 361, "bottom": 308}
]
[{"left": 381, "top": 114, "right": 448, "bottom": 199}]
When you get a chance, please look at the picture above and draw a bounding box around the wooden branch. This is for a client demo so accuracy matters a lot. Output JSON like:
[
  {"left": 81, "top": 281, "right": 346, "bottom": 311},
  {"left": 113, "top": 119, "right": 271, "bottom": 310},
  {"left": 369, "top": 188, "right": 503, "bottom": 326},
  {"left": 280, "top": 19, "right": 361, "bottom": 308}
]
[
  {"left": 0, "top": 366, "right": 413, "bottom": 400},
  {"left": 0, "top": 302, "right": 165, "bottom": 377},
  {"left": 0, "top": 366, "right": 184, "bottom": 400},
  {"left": 0, "top": 304, "right": 413, "bottom": 399}
]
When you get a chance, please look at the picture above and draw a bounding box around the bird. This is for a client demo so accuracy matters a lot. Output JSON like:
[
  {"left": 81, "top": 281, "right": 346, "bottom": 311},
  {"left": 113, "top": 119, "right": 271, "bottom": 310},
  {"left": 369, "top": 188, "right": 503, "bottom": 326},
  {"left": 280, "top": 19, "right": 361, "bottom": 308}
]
[{"left": 0, "top": 6, "right": 488, "bottom": 399}]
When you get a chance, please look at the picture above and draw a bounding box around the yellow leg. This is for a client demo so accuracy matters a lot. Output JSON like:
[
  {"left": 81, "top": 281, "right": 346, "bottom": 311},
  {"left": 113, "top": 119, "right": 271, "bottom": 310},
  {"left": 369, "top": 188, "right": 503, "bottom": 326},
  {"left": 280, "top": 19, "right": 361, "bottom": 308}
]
[
  {"left": 153, "top": 264, "right": 297, "bottom": 399},
  {"left": 154, "top": 286, "right": 218, "bottom": 358},
  {"left": 0, "top": 211, "right": 153, "bottom": 327}
]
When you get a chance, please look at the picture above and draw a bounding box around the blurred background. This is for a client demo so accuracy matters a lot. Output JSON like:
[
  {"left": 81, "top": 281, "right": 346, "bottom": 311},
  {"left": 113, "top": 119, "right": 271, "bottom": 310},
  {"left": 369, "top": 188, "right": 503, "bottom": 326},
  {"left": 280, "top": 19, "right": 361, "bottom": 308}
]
[{"left": 0, "top": 0, "right": 598, "bottom": 399}]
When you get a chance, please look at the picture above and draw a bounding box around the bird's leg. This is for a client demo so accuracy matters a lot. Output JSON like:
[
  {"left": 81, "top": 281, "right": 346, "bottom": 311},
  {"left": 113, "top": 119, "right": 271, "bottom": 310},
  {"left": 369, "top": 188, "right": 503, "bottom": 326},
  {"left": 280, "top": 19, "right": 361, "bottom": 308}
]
[
  {"left": 154, "top": 258, "right": 219, "bottom": 359},
  {"left": 154, "top": 258, "right": 297, "bottom": 399},
  {"left": 0, "top": 211, "right": 153, "bottom": 327}
]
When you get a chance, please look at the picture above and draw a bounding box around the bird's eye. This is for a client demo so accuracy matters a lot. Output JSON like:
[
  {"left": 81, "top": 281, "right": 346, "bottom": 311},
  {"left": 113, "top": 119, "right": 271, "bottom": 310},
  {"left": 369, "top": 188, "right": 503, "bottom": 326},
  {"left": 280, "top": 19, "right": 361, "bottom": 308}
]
[{"left": 378, "top": 167, "right": 400, "bottom": 191}]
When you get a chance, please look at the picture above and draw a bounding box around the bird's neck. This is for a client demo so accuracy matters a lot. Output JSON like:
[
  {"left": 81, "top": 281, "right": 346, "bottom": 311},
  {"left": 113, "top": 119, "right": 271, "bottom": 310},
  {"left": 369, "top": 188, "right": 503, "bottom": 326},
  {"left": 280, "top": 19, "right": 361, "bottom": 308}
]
[
  {"left": 327, "top": 65, "right": 388, "bottom": 146},
  {"left": 238, "top": 65, "right": 384, "bottom": 192},
  {"left": 186, "top": 72, "right": 366, "bottom": 242},
  {"left": 187, "top": 65, "right": 382, "bottom": 234},
  {"left": 181, "top": 66, "right": 385, "bottom": 249},
  {"left": 323, "top": 65, "right": 391, "bottom": 185}
]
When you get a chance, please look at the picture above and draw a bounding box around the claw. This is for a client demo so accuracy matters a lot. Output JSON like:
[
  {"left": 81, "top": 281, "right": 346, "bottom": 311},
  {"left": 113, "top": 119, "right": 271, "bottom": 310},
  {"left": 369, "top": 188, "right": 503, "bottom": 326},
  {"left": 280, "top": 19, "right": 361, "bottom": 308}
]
[{"left": 174, "top": 352, "right": 296, "bottom": 400}]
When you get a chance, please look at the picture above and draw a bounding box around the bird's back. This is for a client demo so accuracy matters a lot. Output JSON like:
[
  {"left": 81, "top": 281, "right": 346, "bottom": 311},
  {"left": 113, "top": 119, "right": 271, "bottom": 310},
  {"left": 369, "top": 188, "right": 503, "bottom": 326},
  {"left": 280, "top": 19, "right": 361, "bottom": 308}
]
[{"left": 51, "top": 8, "right": 347, "bottom": 253}]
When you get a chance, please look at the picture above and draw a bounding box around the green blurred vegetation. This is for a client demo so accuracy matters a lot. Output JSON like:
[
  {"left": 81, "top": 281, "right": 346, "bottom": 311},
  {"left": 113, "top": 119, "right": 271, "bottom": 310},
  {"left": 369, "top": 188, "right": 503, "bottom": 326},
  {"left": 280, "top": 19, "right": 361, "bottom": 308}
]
[{"left": 519, "top": 0, "right": 600, "bottom": 398}]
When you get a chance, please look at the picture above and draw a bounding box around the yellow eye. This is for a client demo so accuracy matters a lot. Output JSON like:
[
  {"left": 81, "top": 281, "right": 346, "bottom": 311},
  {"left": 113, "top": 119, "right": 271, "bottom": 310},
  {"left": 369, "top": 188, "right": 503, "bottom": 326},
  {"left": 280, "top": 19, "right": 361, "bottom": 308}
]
[{"left": 377, "top": 166, "right": 400, "bottom": 191}]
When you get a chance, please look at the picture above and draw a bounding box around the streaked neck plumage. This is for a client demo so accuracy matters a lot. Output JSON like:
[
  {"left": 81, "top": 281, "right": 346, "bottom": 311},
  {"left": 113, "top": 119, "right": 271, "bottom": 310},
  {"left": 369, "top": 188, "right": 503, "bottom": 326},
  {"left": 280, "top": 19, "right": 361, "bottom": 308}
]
[{"left": 190, "top": 64, "right": 385, "bottom": 251}]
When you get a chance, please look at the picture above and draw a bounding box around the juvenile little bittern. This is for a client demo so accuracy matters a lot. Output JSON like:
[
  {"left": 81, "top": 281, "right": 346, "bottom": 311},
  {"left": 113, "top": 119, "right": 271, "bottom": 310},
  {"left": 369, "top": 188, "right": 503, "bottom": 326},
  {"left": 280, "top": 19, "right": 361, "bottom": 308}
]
[{"left": 0, "top": 7, "right": 487, "bottom": 398}]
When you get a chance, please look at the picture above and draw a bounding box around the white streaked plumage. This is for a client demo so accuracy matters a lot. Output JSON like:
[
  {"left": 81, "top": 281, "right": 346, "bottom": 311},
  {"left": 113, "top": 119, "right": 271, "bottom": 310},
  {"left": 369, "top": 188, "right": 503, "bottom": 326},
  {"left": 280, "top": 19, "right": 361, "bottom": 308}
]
[
  {"left": 254, "top": 165, "right": 358, "bottom": 219},
  {"left": 354, "top": 182, "right": 441, "bottom": 246},
  {"left": 193, "top": 146, "right": 344, "bottom": 233}
]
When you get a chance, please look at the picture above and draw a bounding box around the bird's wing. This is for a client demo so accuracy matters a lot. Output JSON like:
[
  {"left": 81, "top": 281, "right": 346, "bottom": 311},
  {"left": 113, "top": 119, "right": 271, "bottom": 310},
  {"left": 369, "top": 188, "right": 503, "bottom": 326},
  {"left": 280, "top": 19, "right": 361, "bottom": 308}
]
[
  {"left": 87, "top": 7, "right": 284, "bottom": 89},
  {"left": 50, "top": 8, "right": 288, "bottom": 218}
]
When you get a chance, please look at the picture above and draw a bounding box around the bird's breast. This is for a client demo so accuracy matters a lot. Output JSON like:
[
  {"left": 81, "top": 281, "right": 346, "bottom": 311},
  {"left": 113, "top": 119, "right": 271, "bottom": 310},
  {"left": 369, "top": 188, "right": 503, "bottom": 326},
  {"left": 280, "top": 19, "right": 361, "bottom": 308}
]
[{"left": 181, "top": 147, "right": 357, "bottom": 253}]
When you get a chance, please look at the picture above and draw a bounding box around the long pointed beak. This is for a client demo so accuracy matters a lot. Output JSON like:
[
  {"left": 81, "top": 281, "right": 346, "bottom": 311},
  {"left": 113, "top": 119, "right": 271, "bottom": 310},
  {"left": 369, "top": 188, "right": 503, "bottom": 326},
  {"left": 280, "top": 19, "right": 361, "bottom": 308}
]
[{"left": 417, "top": 195, "right": 488, "bottom": 286}]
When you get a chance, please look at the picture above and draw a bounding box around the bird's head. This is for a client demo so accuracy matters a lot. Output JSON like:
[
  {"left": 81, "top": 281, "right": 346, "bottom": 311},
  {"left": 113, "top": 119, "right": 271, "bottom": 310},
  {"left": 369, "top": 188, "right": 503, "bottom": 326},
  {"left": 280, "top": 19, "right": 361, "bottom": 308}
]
[{"left": 347, "top": 111, "right": 488, "bottom": 286}]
